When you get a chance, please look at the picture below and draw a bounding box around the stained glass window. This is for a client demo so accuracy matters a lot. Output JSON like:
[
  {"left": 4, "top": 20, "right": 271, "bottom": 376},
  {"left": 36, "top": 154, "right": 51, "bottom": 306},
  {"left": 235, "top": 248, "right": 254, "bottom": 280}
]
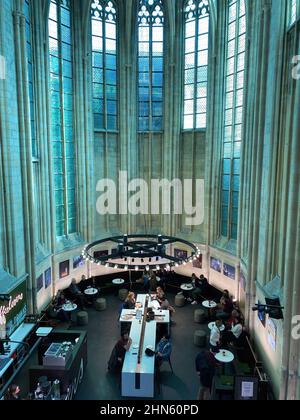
[
  {"left": 49, "top": 0, "right": 76, "bottom": 237},
  {"left": 184, "top": 0, "right": 210, "bottom": 130},
  {"left": 221, "top": 0, "right": 246, "bottom": 240},
  {"left": 138, "top": 0, "right": 164, "bottom": 132},
  {"left": 91, "top": 0, "right": 118, "bottom": 131}
]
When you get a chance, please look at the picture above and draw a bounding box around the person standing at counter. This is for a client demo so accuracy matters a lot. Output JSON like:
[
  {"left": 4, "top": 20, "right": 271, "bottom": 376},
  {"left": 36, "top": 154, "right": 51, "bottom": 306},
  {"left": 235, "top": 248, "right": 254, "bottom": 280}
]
[{"left": 108, "top": 331, "right": 132, "bottom": 373}]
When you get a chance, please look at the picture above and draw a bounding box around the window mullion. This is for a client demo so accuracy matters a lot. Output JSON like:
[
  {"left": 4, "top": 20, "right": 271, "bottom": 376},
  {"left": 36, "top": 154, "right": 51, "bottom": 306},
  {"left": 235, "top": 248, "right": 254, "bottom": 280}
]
[
  {"left": 58, "top": 2, "right": 68, "bottom": 236},
  {"left": 194, "top": 13, "right": 199, "bottom": 130},
  {"left": 103, "top": 14, "right": 107, "bottom": 130},
  {"left": 149, "top": 23, "right": 153, "bottom": 132}
]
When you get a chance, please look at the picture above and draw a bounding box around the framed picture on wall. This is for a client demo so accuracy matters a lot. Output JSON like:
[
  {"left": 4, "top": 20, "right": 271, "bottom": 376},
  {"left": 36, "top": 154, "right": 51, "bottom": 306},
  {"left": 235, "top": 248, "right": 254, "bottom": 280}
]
[
  {"left": 174, "top": 249, "right": 188, "bottom": 260},
  {"left": 210, "top": 257, "right": 221, "bottom": 273},
  {"left": 73, "top": 255, "right": 85, "bottom": 269},
  {"left": 59, "top": 260, "right": 70, "bottom": 279},
  {"left": 36, "top": 274, "right": 44, "bottom": 293},
  {"left": 223, "top": 263, "right": 236, "bottom": 280},
  {"left": 192, "top": 254, "right": 202, "bottom": 269},
  {"left": 44, "top": 268, "right": 52, "bottom": 289}
]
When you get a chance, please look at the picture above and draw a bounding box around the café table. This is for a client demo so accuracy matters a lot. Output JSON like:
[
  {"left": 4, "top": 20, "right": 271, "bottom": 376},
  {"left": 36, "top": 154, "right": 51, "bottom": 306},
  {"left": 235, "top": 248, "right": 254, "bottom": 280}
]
[
  {"left": 62, "top": 302, "right": 78, "bottom": 323},
  {"left": 202, "top": 300, "right": 217, "bottom": 318},
  {"left": 84, "top": 287, "right": 98, "bottom": 305},
  {"left": 215, "top": 349, "right": 235, "bottom": 374},
  {"left": 180, "top": 283, "right": 194, "bottom": 300},
  {"left": 112, "top": 278, "right": 125, "bottom": 296}
]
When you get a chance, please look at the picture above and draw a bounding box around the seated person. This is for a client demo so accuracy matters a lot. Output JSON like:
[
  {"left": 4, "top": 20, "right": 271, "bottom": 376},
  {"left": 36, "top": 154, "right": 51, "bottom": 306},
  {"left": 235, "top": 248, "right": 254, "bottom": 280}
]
[
  {"left": 142, "top": 270, "right": 150, "bottom": 291},
  {"left": 156, "top": 334, "right": 172, "bottom": 367},
  {"left": 149, "top": 274, "right": 158, "bottom": 292},
  {"left": 108, "top": 331, "right": 132, "bottom": 372},
  {"left": 68, "top": 279, "right": 86, "bottom": 310},
  {"left": 53, "top": 291, "right": 69, "bottom": 322},
  {"left": 209, "top": 320, "right": 223, "bottom": 353},
  {"left": 123, "top": 292, "right": 136, "bottom": 310},
  {"left": 223, "top": 317, "right": 245, "bottom": 347},
  {"left": 159, "top": 296, "right": 175, "bottom": 315},
  {"left": 192, "top": 274, "right": 209, "bottom": 304},
  {"left": 215, "top": 290, "right": 234, "bottom": 320},
  {"left": 156, "top": 286, "right": 165, "bottom": 302}
]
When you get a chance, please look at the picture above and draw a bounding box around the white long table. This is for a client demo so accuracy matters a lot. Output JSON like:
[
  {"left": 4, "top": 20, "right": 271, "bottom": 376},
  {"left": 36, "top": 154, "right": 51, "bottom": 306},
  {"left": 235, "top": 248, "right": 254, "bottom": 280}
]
[
  {"left": 122, "top": 319, "right": 157, "bottom": 398},
  {"left": 119, "top": 294, "right": 170, "bottom": 326}
]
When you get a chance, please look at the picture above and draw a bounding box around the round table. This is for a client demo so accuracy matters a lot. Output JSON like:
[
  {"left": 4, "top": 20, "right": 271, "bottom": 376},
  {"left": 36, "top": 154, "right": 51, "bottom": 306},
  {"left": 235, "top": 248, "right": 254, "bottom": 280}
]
[
  {"left": 202, "top": 300, "right": 217, "bottom": 309},
  {"left": 180, "top": 283, "right": 194, "bottom": 291},
  {"left": 112, "top": 278, "right": 125, "bottom": 296},
  {"left": 202, "top": 300, "right": 217, "bottom": 319},
  {"left": 62, "top": 303, "right": 77, "bottom": 322},
  {"left": 84, "top": 287, "right": 98, "bottom": 296},
  {"left": 84, "top": 287, "right": 98, "bottom": 305},
  {"left": 62, "top": 303, "right": 78, "bottom": 312},
  {"left": 208, "top": 322, "right": 225, "bottom": 332},
  {"left": 180, "top": 283, "right": 194, "bottom": 301},
  {"left": 112, "top": 279, "right": 125, "bottom": 285},
  {"left": 215, "top": 349, "right": 234, "bottom": 375}
]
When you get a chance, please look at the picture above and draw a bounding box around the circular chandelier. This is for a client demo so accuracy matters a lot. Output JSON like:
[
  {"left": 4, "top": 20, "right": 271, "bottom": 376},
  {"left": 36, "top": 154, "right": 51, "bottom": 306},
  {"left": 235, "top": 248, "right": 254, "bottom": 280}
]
[{"left": 82, "top": 234, "right": 201, "bottom": 271}]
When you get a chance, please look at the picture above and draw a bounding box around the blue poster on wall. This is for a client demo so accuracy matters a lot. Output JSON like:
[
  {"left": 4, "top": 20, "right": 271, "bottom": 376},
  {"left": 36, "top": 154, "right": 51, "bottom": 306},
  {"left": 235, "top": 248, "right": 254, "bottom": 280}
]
[
  {"left": 73, "top": 255, "right": 85, "bottom": 269},
  {"left": 223, "top": 263, "right": 236, "bottom": 280},
  {"left": 210, "top": 257, "right": 222, "bottom": 273}
]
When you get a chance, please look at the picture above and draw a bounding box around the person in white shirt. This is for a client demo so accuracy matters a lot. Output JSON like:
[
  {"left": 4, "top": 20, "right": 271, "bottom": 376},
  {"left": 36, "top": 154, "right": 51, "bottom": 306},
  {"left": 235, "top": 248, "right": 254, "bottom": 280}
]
[
  {"left": 209, "top": 320, "right": 223, "bottom": 353},
  {"left": 223, "top": 317, "right": 244, "bottom": 347}
]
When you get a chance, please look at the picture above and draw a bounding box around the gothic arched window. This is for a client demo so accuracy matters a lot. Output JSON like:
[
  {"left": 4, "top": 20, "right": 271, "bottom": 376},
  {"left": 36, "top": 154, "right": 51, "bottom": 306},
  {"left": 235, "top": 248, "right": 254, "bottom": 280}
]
[
  {"left": 183, "top": 0, "right": 210, "bottom": 130},
  {"left": 138, "top": 0, "right": 164, "bottom": 132},
  {"left": 220, "top": 0, "right": 246, "bottom": 240},
  {"left": 49, "top": 0, "right": 76, "bottom": 237},
  {"left": 91, "top": 0, "right": 118, "bottom": 131}
]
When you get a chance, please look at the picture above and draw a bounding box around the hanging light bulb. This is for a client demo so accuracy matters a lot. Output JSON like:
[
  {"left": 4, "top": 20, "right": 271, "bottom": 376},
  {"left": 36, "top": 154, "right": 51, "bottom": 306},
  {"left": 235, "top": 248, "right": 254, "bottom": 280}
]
[{"left": 135, "top": 266, "right": 139, "bottom": 271}]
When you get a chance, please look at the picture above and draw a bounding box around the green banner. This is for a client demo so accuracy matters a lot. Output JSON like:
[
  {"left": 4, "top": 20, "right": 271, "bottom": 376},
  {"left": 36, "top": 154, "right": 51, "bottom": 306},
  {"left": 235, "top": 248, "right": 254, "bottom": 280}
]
[{"left": 0, "top": 280, "right": 27, "bottom": 336}]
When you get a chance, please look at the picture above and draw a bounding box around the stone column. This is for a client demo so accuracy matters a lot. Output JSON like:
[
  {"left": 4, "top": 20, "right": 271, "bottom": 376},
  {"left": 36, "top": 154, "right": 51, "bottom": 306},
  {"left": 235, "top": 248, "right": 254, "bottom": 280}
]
[{"left": 13, "top": 7, "right": 37, "bottom": 312}]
